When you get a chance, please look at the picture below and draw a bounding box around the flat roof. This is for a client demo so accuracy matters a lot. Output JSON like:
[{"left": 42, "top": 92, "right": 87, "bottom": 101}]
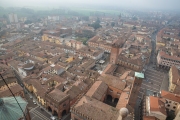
[{"left": 135, "top": 72, "right": 144, "bottom": 78}]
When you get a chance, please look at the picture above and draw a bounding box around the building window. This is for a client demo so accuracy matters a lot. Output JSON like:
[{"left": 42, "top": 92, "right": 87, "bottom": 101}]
[
  {"left": 167, "top": 104, "right": 170, "bottom": 107},
  {"left": 169, "top": 101, "right": 171, "bottom": 103},
  {"left": 173, "top": 106, "right": 176, "bottom": 109},
  {"left": 63, "top": 104, "right": 66, "bottom": 107}
]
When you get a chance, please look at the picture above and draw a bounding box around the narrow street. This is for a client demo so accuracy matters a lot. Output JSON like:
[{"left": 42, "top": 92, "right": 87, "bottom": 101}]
[
  {"left": 134, "top": 30, "right": 158, "bottom": 120},
  {"left": 135, "top": 27, "right": 170, "bottom": 120}
]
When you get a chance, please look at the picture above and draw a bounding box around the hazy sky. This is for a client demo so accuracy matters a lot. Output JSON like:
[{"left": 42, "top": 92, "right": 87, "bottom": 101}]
[{"left": 0, "top": 0, "right": 180, "bottom": 10}]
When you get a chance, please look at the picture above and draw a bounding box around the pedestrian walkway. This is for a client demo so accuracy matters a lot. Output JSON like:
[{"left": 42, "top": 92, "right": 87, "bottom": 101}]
[
  {"left": 30, "top": 108, "right": 50, "bottom": 120},
  {"left": 138, "top": 68, "right": 166, "bottom": 98}
]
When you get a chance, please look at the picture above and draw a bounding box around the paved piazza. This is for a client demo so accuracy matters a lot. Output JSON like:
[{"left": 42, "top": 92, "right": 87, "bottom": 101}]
[{"left": 138, "top": 68, "right": 166, "bottom": 98}]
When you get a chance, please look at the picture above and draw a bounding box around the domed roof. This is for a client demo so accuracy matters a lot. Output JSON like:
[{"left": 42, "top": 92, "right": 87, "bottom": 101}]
[
  {"left": 0, "top": 96, "right": 28, "bottom": 120},
  {"left": 23, "top": 63, "right": 34, "bottom": 70},
  {"left": 120, "top": 107, "right": 129, "bottom": 118}
]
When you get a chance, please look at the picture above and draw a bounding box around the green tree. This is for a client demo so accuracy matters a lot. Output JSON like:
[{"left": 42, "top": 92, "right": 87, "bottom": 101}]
[
  {"left": 3, "top": 14, "right": 7, "bottom": 19},
  {"left": 178, "top": 32, "right": 180, "bottom": 37},
  {"left": 132, "top": 26, "right": 136, "bottom": 30},
  {"left": 96, "top": 18, "right": 100, "bottom": 24},
  {"left": 89, "top": 18, "right": 102, "bottom": 30},
  {"left": 132, "top": 16, "right": 138, "bottom": 21},
  {"left": 118, "top": 13, "right": 121, "bottom": 19},
  {"left": 92, "top": 22, "right": 101, "bottom": 30},
  {"left": 24, "top": 20, "right": 32, "bottom": 24},
  {"left": 111, "top": 22, "right": 115, "bottom": 27},
  {"left": 0, "top": 30, "right": 6, "bottom": 38},
  {"left": 81, "top": 16, "right": 89, "bottom": 21}
]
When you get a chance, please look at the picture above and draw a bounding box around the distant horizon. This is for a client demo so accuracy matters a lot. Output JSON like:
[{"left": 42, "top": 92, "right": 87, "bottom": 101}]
[
  {"left": 0, "top": 5, "right": 180, "bottom": 14},
  {"left": 0, "top": 0, "right": 180, "bottom": 12}
]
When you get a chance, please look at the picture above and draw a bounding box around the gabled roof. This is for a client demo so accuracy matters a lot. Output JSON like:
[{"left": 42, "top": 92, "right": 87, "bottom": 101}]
[
  {"left": 86, "top": 81, "right": 108, "bottom": 101},
  {"left": 170, "top": 66, "right": 180, "bottom": 84},
  {"left": 149, "top": 96, "right": 167, "bottom": 116},
  {"left": 161, "top": 90, "right": 180, "bottom": 103},
  {"left": 65, "top": 86, "right": 81, "bottom": 100},
  {"left": 47, "top": 88, "right": 69, "bottom": 103},
  {"left": 98, "top": 75, "right": 126, "bottom": 91},
  {"left": 73, "top": 96, "right": 119, "bottom": 120},
  {"left": 116, "top": 91, "right": 129, "bottom": 110},
  {"left": 0, "top": 84, "right": 23, "bottom": 97}
]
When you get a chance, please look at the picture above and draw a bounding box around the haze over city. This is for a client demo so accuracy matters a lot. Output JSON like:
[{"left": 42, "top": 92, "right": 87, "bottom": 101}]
[
  {"left": 0, "top": 0, "right": 180, "bottom": 11},
  {"left": 0, "top": 0, "right": 180, "bottom": 120}
]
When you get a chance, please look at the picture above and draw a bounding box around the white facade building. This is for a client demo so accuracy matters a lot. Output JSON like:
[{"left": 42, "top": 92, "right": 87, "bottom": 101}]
[
  {"left": 48, "top": 16, "right": 60, "bottom": 21},
  {"left": 8, "top": 13, "right": 18, "bottom": 23}
]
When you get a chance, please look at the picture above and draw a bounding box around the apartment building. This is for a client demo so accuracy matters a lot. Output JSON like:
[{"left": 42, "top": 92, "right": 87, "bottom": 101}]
[
  {"left": 145, "top": 96, "right": 167, "bottom": 120},
  {"left": 157, "top": 51, "right": 180, "bottom": 69},
  {"left": 161, "top": 90, "right": 180, "bottom": 112},
  {"left": 8, "top": 13, "right": 18, "bottom": 23},
  {"left": 169, "top": 66, "right": 180, "bottom": 94}
]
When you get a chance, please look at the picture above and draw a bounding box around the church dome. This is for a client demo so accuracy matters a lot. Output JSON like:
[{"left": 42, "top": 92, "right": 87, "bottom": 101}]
[{"left": 0, "top": 97, "right": 28, "bottom": 120}]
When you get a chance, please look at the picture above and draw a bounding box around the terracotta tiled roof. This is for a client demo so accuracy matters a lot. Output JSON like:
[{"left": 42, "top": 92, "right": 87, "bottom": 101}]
[
  {"left": 118, "top": 55, "right": 143, "bottom": 66},
  {"left": 161, "top": 90, "right": 180, "bottom": 103},
  {"left": 101, "top": 64, "right": 113, "bottom": 75},
  {"left": 47, "top": 88, "right": 68, "bottom": 102},
  {"left": 170, "top": 66, "right": 180, "bottom": 84},
  {"left": 65, "top": 86, "right": 81, "bottom": 100},
  {"left": 86, "top": 81, "right": 108, "bottom": 101},
  {"left": 103, "top": 64, "right": 118, "bottom": 75},
  {"left": 73, "top": 96, "right": 119, "bottom": 120},
  {"left": 89, "top": 36, "right": 100, "bottom": 42},
  {"left": 149, "top": 96, "right": 167, "bottom": 116},
  {"left": 159, "top": 51, "right": 180, "bottom": 61},
  {"left": 23, "top": 63, "right": 34, "bottom": 68},
  {"left": 0, "top": 64, "right": 10, "bottom": 71},
  {"left": 73, "top": 81, "right": 88, "bottom": 91},
  {"left": 0, "top": 84, "right": 23, "bottom": 97},
  {"left": 116, "top": 91, "right": 129, "bottom": 109},
  {"left": 98, "top": 75, "right": 126, "bottom": 90},
  {"left": 0, "top": 76, "right": 17, "bottom": 87},
  {"left": 24, "top": 78, "right": 48, "bottom": 98},
  {"left": 143, "top": 116, "right": 159, "bottom": 120}
]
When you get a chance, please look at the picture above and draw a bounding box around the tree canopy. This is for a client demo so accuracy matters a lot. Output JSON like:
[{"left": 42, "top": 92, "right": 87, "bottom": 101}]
[
  {"left": 132, "top": 26, "right": 136, "bottom": 30},
  {"left": 111, "top": 22, "right": 115, "bottom": 27},
  {"left": 81, "top": 16, "right": 89, "bottom": 21},
  {"left": 75, "top": 30, "right": 95, "bottom": 39},
  {"left": 24, "top": 20, "right": 32, "bottom": 24},
  {"left": 88, "top": 18, "right": 101, "bottom": 30}
]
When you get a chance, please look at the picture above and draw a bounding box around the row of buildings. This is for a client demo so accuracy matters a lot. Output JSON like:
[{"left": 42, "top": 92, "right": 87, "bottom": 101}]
[{"left": 1, "top": 10, "right": 180, "bottom": 120}]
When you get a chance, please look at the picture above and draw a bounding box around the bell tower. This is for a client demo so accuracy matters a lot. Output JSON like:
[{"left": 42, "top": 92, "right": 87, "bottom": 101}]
[{"left": 110, "top": 43, "right": 119, "bottom": 64}]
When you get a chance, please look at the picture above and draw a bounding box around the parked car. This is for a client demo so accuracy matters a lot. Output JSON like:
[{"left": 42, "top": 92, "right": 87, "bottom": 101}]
[{"left": 50, "top": 116, "right": 57, "bottom": 120}]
